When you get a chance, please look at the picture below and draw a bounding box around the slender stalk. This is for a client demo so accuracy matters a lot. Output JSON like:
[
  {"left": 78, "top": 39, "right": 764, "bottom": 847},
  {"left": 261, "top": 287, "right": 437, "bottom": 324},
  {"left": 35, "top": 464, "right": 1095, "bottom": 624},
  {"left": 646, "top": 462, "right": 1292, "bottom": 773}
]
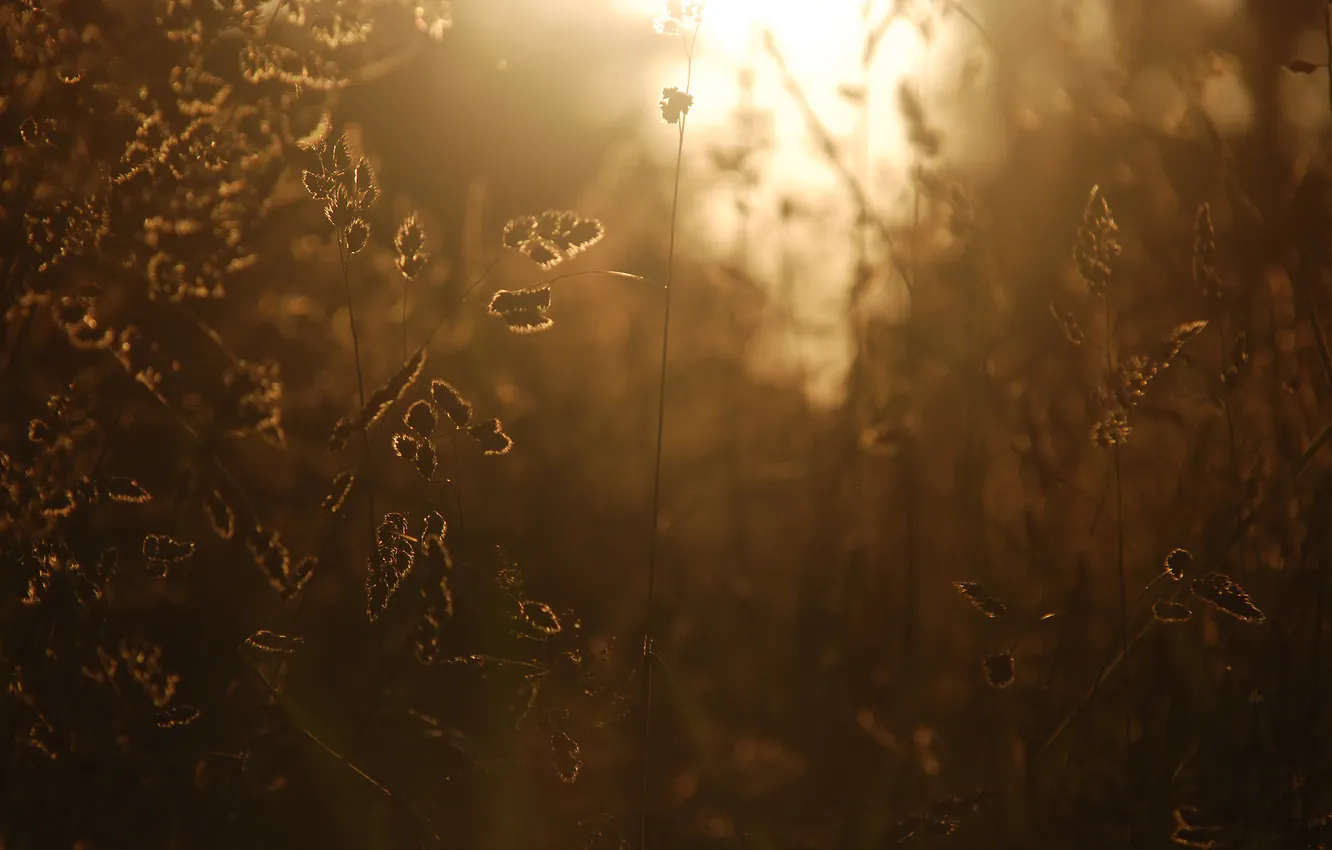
[
  {"left": 450, "top": 431, "right": 465, "bottom": 528},
  {"left": 1217, "top": 319, "right": 1245, "bottom": 575},
  {"left": 1103, "top": 296, "right": 1132, "bottom": 845},
  {"left": 902, "top": 168, "right": 920, "bottom": 664},
  {"left": 1304, "top": 7, "right": 1332, "bottom": 830},
  {"left": 639, "top": 24, "right": 698, "bottom": 850},
  {"left": 338, "top": 235, "right": 371, "bottom": 472},
  {"left": 339, "top": 233, "right": 383, "bottom": 718}
]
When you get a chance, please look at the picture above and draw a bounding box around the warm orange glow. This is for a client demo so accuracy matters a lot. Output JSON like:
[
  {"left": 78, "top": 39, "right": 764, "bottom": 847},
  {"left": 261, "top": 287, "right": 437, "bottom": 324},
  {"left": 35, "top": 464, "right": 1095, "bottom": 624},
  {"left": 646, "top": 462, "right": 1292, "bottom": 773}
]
[{"left": 623, "top": 1, "right": 950, "bottom": 404}]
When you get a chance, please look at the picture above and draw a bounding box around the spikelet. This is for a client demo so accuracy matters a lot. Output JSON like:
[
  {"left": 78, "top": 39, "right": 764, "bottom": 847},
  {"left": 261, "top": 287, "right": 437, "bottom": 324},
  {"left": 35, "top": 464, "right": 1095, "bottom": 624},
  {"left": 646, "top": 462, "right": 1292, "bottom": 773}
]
[
  {"left": 155, "top": 705, "right": 200, "bottom": 728},
  {"left": 246, "top": 527, "right": 291, "bottom": 594},
  {"left": 367, "top": 514, "right": 416, "bottom": 621},
  {"left": 535, "top": 209, "right": 604, "bottom": 258},
  {"left": 983, "top": 652, "right": 1014, "bottom": 688},
  {"left": 659, "top": 87, "right": 693, "bottom": 125},
  {"left": 404, "top": 399, "right": 437, "bottom": 435},
  {"left": 653, "top": 0, "right": 703, "bottom": 35},
  {"left": 431, "top": 379, "right": 472, "bottom": 428},
  {"left": 392, "top": 432, "right": 421, "bottom": 461},
  {"left": 550, "top": 725, "right": 583, "bottom": 784},
  {"left": 415, "top": 574, "right": 455, "bottom": 664},
  {"left": 120, "top": 638, "right": 180, "bottom": 708},
  {"left": 360, "top": 348, "right": 428, "bottom": 430},
  {"left": 244, "top": 630, "right": 305, "bottom": 653},
  {"left": 1190, "top": 572, "right": 1265, "bottom": 623},
  {"left": 520, "top": 600, "right": 562, "bottom": 635},
  {"left": 1073, "top": 184, "right": 1119, "bottom": 298},
  {"left": 1091, "top": 410, "right": 1131, "bottom": 448},
  {"left": 28, "top": 419, "right": 54, "bottom": 445},
  {"left": 42, "top": 490, "right": 75, "bottom": 517},
  {"left": 502, "top": 210, "right": 603, "bottom": 269},
  {"left": 468, "top": 418, "right": 513, "bottom": 455},
  {"left": 321, "top": 470, "right": 356, "bottom": 513},
  {"left": 1153, "top": 601, "right": 1192, "bottom": 623},
  {"left": 204, "top": 489, "right": 235, "bottom": 539},
  {"left": 1165, "top": 547, "right": 1192, "bottom": 580},
  {"left": 488, "top": 286, "right": 554, "bottom": 333},
  {"left": 420, "top": 516, "right": 452, "bottom": 570},
  {"left": 1193, "top": 204, "right": 1223, "bottom": 300},
  {"left": 303, "top": 169, "right": 336, "bottom": 200},
  {"left": 1163, "top": 320, "right": 1208, "bottom": 359},
  {"left": 345, "top": 218, "right": 370, "bottom": 254},
  {"left": 422, "top": 510, "right": 447, "bottom": 541},
  {"left": 366, "top": 548, "right": 412, "bottom": 622},
  {"left": 415, "top": 439, "right": 437, "bottom": 479},
  {"left": 395, "top": 214, "right": 428, "bottom": 279},
  {"left": 143, "top": 534, "right": 194, "bottom": 577},
  {"left": 952, "top": 581, "right": 1006, "bottom": 618},
  {"left": 101, "top": 476, "right": 151, "bottom": 503},
  {"left": 1171, "top": 807, "right": 1223, "bottom": 849},
  {"left": 283, "top": 556, "right": 317, "bottom": 600},
  {"left": 1050, "top": 303, "right": 1083, "bottom": 344}
]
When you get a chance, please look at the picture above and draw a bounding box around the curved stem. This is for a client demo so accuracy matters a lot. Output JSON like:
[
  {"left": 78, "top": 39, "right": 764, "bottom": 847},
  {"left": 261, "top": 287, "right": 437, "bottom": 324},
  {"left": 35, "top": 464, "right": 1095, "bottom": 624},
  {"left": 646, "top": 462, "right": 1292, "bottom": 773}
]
[{"left": 544, "top": 269, "right": 652, "bottom": 287}]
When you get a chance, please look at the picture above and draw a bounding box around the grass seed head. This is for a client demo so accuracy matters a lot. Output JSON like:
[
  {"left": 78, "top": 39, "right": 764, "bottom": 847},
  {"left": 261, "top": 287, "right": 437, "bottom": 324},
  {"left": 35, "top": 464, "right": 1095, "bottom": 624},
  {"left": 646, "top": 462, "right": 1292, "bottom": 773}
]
[
  {"left": 415, "top": 438, "right": 437, "bottom": 479},
  {"left": 1193, "top": 203, "right": 1223, "bottom": 300},
  {"left": 468, "top": 418, "right": 513, "bottom": 455},
  {"left": 1165, "top": 547, "right": 1192, "bottom": 580},
  {"left": 204, "top": 488, "right": 236, "bottom": 538},
  {"left": 659, "top": 86, "right": 694, "bottom": 125},
  {"left": 430, "top": 379, "right": 472, "bottom": 428},
  {"left": 1190, "top": 572, "right": 1265, "bottom": 623},
  {"left": 983, "top": 652, "right": 1014, "bottom": 688},
  {"left": 321, "top": 470, "right": 356, "bottom": 513},
  {"left": 1153, "top": 600, "right": 1192, "bottom": 623},
  {"left": 952, "top": 581, "right": 1006, "bottom": 618},
  {"left": 393, "top": 431, "right": 421, "bottom": 461},
  {"left": 1074, "top": 184, "right": 1120, "bottom": 298}
]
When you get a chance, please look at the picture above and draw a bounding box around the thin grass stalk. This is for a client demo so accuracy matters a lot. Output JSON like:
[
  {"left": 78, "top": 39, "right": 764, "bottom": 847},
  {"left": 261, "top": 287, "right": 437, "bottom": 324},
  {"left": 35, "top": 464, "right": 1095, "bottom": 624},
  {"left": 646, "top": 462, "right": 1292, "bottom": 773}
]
[
  {"left": 639, "top": 24, "right": 699, "bottom": 850},
  {"left": 1217, "top": 319, "right": 1245, "bottom": 575},
  {"left": 1103, "top": 296, "right": 1132, "bottom": 785},
  {"left": 1304, "top": 8, "right": 1332, "bottom": 829},
  {"left": 1306, "top": 531, "right": 1328, "bottom": 834},
  {"left": 338, "top": 232, "right": 383, "bottom": 719},
  {"left": 902, "top": 170, "right": 921, "bottom": 664}
]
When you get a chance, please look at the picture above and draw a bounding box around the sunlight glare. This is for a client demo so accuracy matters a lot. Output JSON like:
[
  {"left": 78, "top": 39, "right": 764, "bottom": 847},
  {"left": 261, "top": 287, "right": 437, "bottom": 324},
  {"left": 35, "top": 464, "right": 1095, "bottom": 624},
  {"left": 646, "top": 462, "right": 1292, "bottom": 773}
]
[{"left": 623, "top": 0, "right": 944, "bottom": 406}]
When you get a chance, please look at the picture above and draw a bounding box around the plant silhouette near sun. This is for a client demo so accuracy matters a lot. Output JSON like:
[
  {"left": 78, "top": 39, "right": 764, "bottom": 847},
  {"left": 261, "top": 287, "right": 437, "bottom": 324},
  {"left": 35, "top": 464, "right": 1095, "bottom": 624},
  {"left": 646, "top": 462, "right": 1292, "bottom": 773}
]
[{"left": 488, "top": 209, "right": 607, "bottom": 333}]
